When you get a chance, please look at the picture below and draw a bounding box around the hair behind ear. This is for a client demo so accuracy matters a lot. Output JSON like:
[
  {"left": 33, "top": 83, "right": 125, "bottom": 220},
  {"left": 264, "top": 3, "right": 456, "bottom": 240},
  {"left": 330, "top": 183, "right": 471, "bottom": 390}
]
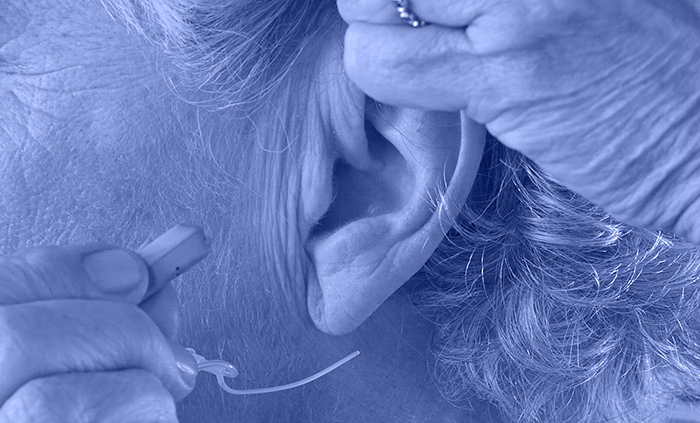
[{"left": 412, "top": 134, "right": 700, "bottom": 422}]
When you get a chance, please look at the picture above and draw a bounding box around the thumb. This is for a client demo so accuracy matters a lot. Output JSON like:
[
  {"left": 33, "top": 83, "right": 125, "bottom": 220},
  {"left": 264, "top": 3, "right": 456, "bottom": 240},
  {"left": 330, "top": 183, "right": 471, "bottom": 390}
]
[{"left": 0, "top": 244, "right": 149, "bottom": 305}]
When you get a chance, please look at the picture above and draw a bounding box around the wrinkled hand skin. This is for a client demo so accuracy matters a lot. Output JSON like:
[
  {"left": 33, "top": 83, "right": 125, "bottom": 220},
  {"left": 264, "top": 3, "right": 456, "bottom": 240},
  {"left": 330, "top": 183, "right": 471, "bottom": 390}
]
[
  {"left": 343, "top": 0, "right": 700, "bottom": 243},
  {"left": 0, "top": 245, "right": 197, "bottom": 423}
]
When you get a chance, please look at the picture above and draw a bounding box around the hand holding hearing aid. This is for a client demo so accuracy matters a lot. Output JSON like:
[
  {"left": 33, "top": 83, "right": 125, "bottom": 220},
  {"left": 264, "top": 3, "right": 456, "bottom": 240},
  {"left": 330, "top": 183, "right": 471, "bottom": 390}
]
[
  {"left": 0, "top": 225, "right": 207, "bottom": 423},
  {"left": 340, "top": 0, "right": 700, "bottom": 243}
]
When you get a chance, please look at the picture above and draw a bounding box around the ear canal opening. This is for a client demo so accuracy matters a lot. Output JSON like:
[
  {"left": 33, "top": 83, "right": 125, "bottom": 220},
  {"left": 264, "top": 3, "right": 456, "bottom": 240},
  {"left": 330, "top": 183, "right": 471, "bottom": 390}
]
[{"left": 309, "top": 119, "right": 414, "bottom": 239}]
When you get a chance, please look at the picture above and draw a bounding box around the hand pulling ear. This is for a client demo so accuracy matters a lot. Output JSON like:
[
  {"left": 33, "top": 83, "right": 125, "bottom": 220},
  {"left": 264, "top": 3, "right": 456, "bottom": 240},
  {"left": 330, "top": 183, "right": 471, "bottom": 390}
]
[{"left": 305, "top": 100, "right": 485, "bottom": 335}]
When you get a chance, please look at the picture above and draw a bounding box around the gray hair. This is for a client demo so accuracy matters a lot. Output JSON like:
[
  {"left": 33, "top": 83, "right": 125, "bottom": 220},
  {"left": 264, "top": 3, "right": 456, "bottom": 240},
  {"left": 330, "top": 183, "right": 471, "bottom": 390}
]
[
  {"left": 101, "top": 0, "right": 334, "bottom": 110},
  {"left": 103, "top": 1, "right": 700, "bottom": 421}
]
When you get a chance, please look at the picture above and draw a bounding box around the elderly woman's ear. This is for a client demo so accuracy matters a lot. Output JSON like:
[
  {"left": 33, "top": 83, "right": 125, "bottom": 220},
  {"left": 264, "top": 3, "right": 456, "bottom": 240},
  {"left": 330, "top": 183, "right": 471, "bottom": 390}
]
[{"left": 302, "top": 98, "right": 485, "bottom": 335}]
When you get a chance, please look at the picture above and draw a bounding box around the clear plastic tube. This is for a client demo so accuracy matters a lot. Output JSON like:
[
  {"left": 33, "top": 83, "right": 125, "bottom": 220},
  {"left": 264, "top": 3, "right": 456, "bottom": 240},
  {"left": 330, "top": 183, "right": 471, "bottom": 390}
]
[{"left": 188, "top": 348, "right": 360, "bottom": 395}]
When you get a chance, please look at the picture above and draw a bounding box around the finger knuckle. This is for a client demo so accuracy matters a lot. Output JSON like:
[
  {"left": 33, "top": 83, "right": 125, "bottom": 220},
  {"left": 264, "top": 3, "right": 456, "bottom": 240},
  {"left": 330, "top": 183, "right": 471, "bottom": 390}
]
[
  {"left": 1, "top": 377, "right": 77, "bottom": 423},
  {"left": 116, "top": 370, "right": 177, "bottom": 423},
  {"left": 117, "top": 304, "right": 168, "bottom": 358},
  {"left": 0, "top": 254, "right": 45, "bottom": 304},
  {"left": 1, "top": 372, "right": 177, "bottom": 423},
  {"left": 127, "top": 304, "right": 163, "bottom": 338},
  {"left": 86, "top": 301, "right": 164, "bottom": 355},
  {"left": 0, "top": 306, "right": 29, "bottom": 378},
  {"left": 21, "top": 246, "right": 69, "bottom": 284}
]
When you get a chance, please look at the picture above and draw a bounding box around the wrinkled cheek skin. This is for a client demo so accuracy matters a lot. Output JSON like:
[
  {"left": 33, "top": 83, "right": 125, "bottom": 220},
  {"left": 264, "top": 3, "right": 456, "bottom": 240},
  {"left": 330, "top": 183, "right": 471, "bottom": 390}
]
[{"left": 0, "top": 0, "right": 183, "bottom": 251}]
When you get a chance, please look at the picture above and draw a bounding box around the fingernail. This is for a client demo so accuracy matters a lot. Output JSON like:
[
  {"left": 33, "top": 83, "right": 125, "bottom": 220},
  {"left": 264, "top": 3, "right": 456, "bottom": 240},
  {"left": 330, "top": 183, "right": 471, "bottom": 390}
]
[
  {"left": 169, "top": 341, "right": 198, "bottom": 389},
  {"left": 83, "top": 249, "right": 144, "bottom": 294}
]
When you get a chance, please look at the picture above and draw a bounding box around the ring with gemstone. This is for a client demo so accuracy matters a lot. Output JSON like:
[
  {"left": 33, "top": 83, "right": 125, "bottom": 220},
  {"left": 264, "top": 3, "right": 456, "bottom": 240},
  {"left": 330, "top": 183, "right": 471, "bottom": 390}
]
[{"left": 394, "top": 0, "right": 427, "bottom": 27}]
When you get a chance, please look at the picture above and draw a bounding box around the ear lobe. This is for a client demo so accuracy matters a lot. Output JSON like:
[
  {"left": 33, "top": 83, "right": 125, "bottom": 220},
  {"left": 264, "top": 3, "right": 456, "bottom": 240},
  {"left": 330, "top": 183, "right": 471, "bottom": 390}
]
[{"left": 305, "top": 104, "right": 485, "bottom": 335}]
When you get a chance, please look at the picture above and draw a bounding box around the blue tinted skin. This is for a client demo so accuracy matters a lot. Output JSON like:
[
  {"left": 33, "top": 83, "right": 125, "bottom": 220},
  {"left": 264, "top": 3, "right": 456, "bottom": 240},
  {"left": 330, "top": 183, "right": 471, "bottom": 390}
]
[
  {"left": 0, "top": 1, "right": 500, "bottom": 422},
  {"left": 340, "top": 0, "right": 700, "bottom": 244},
  {"left": 3, "top": 0, "right": 698, "bottom": 422}
]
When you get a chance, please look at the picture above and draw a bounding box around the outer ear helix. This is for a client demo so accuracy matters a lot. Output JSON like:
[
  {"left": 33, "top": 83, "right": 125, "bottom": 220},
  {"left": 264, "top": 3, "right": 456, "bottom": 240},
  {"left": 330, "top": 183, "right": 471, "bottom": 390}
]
[{"left": 305, "top": 110, "right": 486, "bottom": 335}]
